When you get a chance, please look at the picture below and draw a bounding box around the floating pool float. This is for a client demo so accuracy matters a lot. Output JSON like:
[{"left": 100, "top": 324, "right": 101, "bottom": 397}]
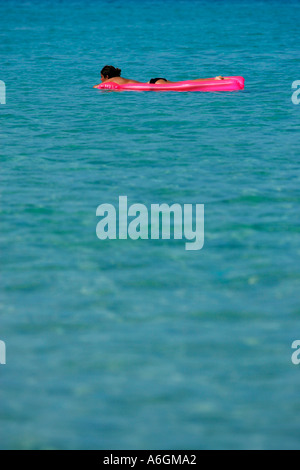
[{"left": 94, "top": 76, "right": 245, "bottom": 92}]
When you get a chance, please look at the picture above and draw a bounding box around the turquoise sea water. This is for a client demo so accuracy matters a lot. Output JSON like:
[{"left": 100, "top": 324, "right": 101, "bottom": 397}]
[{"left": 1, "top": 0, "right": 300, "bottom": 450}]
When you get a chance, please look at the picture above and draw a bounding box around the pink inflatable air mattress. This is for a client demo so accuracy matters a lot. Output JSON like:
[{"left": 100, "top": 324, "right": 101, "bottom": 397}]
[{"left": 94, "top": 76, "right": 244, "bottom": 92}]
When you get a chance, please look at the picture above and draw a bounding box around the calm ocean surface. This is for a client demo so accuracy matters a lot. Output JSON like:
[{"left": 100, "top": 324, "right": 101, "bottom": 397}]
[{"left": 1, "top": 0, "right": 300, "bottom": 450}]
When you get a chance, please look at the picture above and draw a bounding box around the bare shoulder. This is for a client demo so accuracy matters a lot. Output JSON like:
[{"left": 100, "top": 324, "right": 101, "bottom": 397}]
[
  {"left": 107, "top": 77, "right": 141, "bottom": 84},
  {"left": 106, "top": 77, "right": 124, "bottom": 84}
]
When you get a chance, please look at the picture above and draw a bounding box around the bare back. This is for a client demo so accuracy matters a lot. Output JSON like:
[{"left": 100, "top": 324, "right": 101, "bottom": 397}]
[{"left": 106, "top": 77, "right": 141, "bottom": 84}]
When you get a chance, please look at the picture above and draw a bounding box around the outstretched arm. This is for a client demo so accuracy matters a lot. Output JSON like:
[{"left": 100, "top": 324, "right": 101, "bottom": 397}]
[{"left": 192, "top": 76, "right": 225, "bottom": 82}]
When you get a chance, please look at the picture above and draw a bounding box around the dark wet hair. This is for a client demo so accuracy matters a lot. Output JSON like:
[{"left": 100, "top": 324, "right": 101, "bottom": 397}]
[
  {"left": 149, "top": 77, "right": 168, "bottom": 84},
  {"left": 101, "top": 65, "right": 121, "bottom": 79}
]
